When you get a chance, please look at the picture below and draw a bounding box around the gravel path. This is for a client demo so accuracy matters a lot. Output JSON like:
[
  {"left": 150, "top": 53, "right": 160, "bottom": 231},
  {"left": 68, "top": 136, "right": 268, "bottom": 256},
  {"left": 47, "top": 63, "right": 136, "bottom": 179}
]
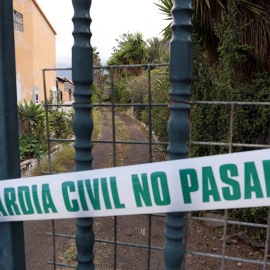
[{"left": 23, "top": 109, "right": 266, "bottom": 270}]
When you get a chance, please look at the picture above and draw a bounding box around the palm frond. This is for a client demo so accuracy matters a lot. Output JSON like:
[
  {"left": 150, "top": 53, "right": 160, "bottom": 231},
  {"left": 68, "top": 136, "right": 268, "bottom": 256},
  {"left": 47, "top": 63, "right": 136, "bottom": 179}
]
[{"left": 155, "top": 0, "right": 270, "bottom": 66}]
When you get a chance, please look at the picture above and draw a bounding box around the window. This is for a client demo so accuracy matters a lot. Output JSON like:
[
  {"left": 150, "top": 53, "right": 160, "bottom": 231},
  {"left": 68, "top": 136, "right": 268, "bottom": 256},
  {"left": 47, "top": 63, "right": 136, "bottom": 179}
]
[
  {"left": 35, "top": 90, "right": 39, "bottom": 104},
  {"left": 13, "top": 10, "right": 23, "bottom": 32}
]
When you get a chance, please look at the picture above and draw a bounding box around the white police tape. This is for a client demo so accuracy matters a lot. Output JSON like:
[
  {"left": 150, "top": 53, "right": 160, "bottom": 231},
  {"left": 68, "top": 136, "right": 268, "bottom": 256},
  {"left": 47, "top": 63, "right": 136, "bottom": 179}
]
[{"left": 1, "top": 149, "right": 270, "bottom": 222}]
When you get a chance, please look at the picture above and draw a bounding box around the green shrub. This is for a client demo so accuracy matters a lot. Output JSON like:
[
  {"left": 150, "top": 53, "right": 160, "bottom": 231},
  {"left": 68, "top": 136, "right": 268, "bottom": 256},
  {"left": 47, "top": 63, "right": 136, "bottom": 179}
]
[
  {"left": 19, "top": 132, "right": 46, "bottom": 160},
  {"left": 141, "top": 71, "right": 170, "bottom": 144},
  {"left": 92, "top": 82, "right": 103, "bottom": 104},
  {"left": 229, "top": 207, "right": 268, "bottom": 224},
  {"left": 49, "top": 109, "right": 72, "bottom": 139},
  {"left": 18, "top": 100, "right": 45, "bottom": 133},
  {"left": 113, "top": 77, "right": 131, "bottom": 104},
  {"left": 127, "top": 75, "right": 148, "bottom": 119},
  {"left": 18, "top": 99, "right": 46, "bottom": 160}
]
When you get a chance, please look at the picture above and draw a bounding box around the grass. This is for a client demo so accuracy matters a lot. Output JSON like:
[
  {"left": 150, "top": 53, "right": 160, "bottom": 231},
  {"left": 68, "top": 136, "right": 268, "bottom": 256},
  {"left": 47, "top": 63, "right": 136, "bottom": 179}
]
[
  {"left": 31, "top": 109, "right": 103, "bottom": 176},
  {"left": 31, "top": 143, "right": 75, "bottom": 175},
  {"left": 92, "top": 108, "right": 104, "bottom": 141},
  {"left": 58, "top": 109, "right": 131, "bottom": 268},
  {"left": 60, "top": 239, "right": 121, "bottom": 270},
  {"left": 62, "top": 240, "right": 77, "bottom": 266},
  {"left": 102, "top": 108, "right": 131, "bottom": 167}
]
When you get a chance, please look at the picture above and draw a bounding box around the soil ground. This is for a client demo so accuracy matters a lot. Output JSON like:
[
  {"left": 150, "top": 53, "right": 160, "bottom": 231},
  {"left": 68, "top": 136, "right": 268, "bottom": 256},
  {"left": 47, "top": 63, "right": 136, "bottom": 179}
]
[{"left": 24, "top": 109, "right": 269, "bottom": 269}]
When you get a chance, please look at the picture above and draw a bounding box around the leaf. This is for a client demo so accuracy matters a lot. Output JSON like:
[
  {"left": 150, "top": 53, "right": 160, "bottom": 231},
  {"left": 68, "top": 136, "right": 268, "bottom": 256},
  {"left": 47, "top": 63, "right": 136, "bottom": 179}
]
[{"left": 204, "top": 0, "right": 210, "bottom": 9}]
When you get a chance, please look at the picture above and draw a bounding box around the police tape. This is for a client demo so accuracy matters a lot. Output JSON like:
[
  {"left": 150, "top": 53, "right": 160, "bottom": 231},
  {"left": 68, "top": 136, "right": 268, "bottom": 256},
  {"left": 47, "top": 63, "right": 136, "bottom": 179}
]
[{"left": 1, "top": 149, "right": 270, "bottom": 222}]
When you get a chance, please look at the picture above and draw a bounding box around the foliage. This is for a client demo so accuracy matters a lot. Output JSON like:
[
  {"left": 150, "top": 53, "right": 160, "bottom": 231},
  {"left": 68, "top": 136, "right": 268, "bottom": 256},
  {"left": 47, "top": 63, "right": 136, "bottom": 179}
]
[
  {"left": 19, "top": 132, "right": 45, "bottom": 160},
  {"left": 229, "top": 207, "right": 268, "bottom": 224},
  {"left": 190, "top": 1, "right": 270, "bottom": 158},
  {"left": 18, "top": 99, "right": 46, "bottom": 160},
  {"left": 49, "top": 109, "right": 73, "bottom": 139},
  {"left": 155, "top": 0, "right": 270, "bottom": 68},
  {"left": 146, "top": 37, "right": 168, "bottom": 63},
  {"left": 93, "top": 47, "right": 105, "bottom": 89},
  {"left": 91, "top": 82, "right": 103, "bottom": 104},
  {"left": 144, "top": 0, "right": 270, "bottom": 224},
  {"left": 113, "top": 77, "right": 131, "bottom": 104},
  {"left": 44, "top": 91, "right": 73, "bottom": 139},
  {"left": 18, "top": 100, "right": 45, "bottom": 133},
  {"left": 107, "top": 32, "right": 148, "bottom": 76},
  {"left": 189, "top": 1, "right": 270, "bottom": 224},
  {"left": 127, "top": 75, "right": 149, "bottom": 119},
  {"left": 142, "top": 71, "right": 170, "bottom": 144},
  {"left": 32, "top": 144, "right": 75, "bottom": 176},
  {"left": 128, "top": 75, "right": 148, "bottom": 103}
]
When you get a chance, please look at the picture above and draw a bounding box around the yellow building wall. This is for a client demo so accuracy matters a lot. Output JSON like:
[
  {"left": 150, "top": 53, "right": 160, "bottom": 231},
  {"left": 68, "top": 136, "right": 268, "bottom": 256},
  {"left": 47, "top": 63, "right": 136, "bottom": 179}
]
[
  {"left": 13, "top": 0, "right": 56, "bottom": 103},
  {"left": 62, "top": 90, "right": 72, "bottom": 102}
]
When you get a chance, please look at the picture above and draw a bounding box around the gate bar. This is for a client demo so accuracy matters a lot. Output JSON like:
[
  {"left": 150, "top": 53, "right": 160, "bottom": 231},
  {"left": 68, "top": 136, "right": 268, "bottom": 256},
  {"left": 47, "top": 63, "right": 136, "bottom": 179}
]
[
  {"left": 164, "top": 0, "right": 194, "bottom": 269},
  {"left": 71, "top": 0, "right": 95, "bottom": 269},
  {"left": 0, "top": 0, "right": 26, "bottom": 269}
]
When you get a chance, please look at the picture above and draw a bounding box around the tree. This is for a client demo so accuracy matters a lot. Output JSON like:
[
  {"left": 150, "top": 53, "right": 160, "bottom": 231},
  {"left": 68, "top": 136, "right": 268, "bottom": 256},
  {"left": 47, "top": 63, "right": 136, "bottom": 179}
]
[
  {"left": 93, "top": 47, "right": 105, "bottom": 89},
  {"left": 107, "top": 32, "right": 148, "bottom": 76},
  {"left": 146, "top": 37, "right": 168, "bottom": 63},
  {"left": 155, "top": 0, "right": 270, "bottom": 69}
]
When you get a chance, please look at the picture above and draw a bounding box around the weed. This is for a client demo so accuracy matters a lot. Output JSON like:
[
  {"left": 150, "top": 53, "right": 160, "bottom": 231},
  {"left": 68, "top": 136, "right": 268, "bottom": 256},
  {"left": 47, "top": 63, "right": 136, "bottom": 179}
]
[{"left": 31, "top": 144, "right": 75, "bottom": 176}]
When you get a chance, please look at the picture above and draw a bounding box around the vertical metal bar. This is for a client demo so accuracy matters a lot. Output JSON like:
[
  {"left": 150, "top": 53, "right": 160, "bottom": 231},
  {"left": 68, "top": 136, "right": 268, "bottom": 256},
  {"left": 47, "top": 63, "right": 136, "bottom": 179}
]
[
  {"left": 114, "top": 216, "right": 117, "bottom": 270},
  {"left": 110, "top": 67, "right": 117, "bottom": 269},
  {"left": 182, "top": 213, "right": 189, "bottom": 269},
  {"left": 0, "top": 0, "right": 26, "bottom": 269},
  {"left": 111, "top": 67, "right": 117, "bottom": 167},
  {"left": 263, "top": 208, "right": 270, "bottom": 270},
  {"left": 148, "top": 64, "right": 152, "bottom": 163},
  {"left": 228, "top": 104, "right": 234, "bottom": 153},
  {"left": 221, "top": 210, "right": 228, "bottom": 269},
  {"left": 163, "top": 0, "right": 193, "bottom": 269},
  {"left": 147, "top": 215, "right": 152, "bottom": 269},
  {"left": 147, "top": 65, "right": 152, "bottom": 269},
  {"left": 188, "top": 126, "right": 192, "bottom": 158},
  {"left": 43, "top": 69, "right": 56, "bottom": 269},
  {"left": 52, "top": 219, "right": 56, "bottom": 269},
  {"left": 71, "top": 0, "right": 94, "bottom": 269},
  {"left": 43, "top": 69, "right": 52, "bottom": 173},
  {"left": 221, "top": 104, "right": 235, "bottom": 269}
]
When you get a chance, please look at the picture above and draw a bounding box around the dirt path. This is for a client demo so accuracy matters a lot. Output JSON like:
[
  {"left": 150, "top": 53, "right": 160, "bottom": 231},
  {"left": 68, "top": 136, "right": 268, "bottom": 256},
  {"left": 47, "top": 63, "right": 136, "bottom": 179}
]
[{"left": 24, "top": 109, "right": 267, "bottom": 270}]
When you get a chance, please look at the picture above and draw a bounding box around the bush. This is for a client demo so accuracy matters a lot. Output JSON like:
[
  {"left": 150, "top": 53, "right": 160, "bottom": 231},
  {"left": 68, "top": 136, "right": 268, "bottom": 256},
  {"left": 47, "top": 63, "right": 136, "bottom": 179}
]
[
  {"left": 229, "top": 207, "right": 268, "bottom": 224},
  {"left": 18, "top": 100, "right": 45, "bottom": 133},
  {"left": 113, "top": 77, "right": 131, "bottom": 104},
  {"left": 127, "top": 75, "right": 148, "bottom": 119},
  {"left": 49, "top": 109, "right": 73, "bottom": 139},
  {"left": 142, "top": 71, "right": 170, "bottom": 144},
  {"left": 19, "top": 132, "right": 46, "bottom": 160},
  {"left": 18, "top": 99, "right": 46, "bottom": 160},
  {"left": 91, "top": 82, "right": 103, "bottom": 104}
]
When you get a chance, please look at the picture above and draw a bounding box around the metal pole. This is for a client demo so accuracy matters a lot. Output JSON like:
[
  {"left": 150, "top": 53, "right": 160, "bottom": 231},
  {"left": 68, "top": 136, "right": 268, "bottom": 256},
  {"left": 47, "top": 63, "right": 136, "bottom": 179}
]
[
  {"left": 71, "top": 0, "right": 95, "bottom": 269},
  {"left": 163, "top": 0, "right": 193, "bottom": 269},
  {"left": 0, "top": 0, "right": 26, "bottom": 269}
]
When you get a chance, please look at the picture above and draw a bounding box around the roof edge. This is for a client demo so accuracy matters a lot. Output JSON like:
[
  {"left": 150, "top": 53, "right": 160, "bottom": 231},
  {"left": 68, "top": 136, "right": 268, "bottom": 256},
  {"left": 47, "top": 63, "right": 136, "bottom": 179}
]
[{"left": 32, "top": 0, "right": 57, "bottom": 35}]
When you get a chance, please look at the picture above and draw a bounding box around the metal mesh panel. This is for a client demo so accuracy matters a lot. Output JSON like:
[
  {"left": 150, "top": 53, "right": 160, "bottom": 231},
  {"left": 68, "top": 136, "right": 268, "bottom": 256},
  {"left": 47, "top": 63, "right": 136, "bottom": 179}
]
[{"left": 43, "top": 65, "right": 270, "bottom": 269}]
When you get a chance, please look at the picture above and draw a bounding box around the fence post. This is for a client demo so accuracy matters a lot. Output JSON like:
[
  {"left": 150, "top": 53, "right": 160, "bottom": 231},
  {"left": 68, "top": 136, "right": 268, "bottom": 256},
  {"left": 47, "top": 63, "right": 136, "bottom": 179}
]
[
  {"left": 0, "top": 0, "right": 26, "bottom": 269},
  {"left": 163, "top": 0, "right": 193, "bottom": 269},
  {"left": 71, "top": 0, "right": 95, "bottom": 269}
]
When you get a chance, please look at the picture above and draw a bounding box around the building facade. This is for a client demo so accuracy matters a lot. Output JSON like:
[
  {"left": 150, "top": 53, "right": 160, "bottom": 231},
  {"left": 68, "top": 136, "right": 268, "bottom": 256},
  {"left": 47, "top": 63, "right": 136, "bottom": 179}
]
[
  {"left": 13, "top": 0, "right": 56, "bottom": 103},
  {"left": 56, "top": 76, "right": 74, "bottom": 103}
]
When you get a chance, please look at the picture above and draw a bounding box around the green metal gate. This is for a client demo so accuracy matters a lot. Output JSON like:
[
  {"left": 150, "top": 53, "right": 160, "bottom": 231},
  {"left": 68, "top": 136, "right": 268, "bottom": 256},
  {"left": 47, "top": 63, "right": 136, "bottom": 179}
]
[{"left": 3, "top": 0, "right": 270, "bottom": 269}]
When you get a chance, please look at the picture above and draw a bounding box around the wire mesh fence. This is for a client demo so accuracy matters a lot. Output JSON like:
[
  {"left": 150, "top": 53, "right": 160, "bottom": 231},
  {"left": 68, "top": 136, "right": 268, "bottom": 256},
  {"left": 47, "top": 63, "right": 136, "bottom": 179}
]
[{"left": 42, "top": 64, "right": 270, "bottom": 269}]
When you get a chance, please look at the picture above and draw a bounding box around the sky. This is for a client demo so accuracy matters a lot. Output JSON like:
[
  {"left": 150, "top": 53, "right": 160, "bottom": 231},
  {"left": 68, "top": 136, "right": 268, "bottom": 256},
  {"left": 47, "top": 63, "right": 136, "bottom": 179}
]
[{"left": 37, "top": 0, "right": 168, "bottom": 68}]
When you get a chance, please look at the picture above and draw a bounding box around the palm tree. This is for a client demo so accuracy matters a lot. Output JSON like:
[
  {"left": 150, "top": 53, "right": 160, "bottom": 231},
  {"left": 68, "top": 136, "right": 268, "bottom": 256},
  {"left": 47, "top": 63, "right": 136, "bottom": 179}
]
[
  {"left": 155, "top": 0, "right": 270, "bottom": 67},
  {"left": 108, "top": 32, "right": 148, "bottom": 76},
  {"left": 147, "top": 37, "right": 168, "bottom": 63}
]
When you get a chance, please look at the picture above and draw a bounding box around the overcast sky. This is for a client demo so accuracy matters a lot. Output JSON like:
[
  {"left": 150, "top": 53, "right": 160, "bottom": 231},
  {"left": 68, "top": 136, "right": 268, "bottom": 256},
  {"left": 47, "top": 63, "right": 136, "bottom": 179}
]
[{"left": 37, "top": 0, "right": 168, "bottom": 67}]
